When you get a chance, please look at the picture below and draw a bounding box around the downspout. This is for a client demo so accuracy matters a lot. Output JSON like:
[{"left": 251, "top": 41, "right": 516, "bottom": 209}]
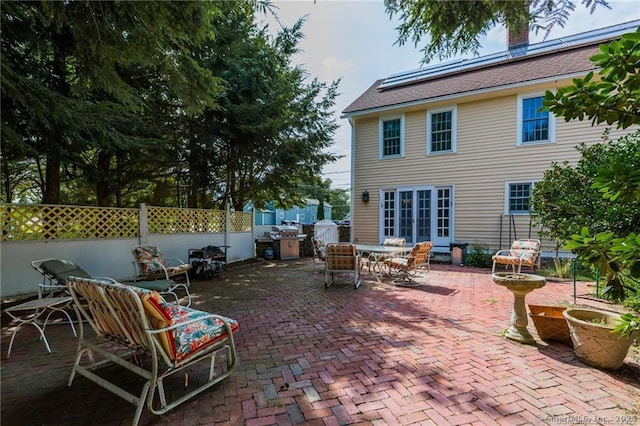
[{"left": 348, "top": 116, "right": 356, "bottom": 243}]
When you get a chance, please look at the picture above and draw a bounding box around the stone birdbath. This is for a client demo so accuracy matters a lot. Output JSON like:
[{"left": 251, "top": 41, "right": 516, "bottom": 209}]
[{"left": 492, "top": 272, "right": 547, "bottom": 344}]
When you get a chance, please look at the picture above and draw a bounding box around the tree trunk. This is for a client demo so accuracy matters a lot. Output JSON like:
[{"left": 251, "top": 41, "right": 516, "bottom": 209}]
[
  {"left": 43, "top": 29, "right": 71, "bottom": 204},
  {"left": 42, "top": 155, "right": 61, "bottom": 204},
  {"left": 96, "top": 152, "right": 112, "bottom": 206}
]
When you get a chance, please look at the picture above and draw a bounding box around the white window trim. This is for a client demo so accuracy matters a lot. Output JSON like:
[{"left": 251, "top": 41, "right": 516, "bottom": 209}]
[
  {"left": 516, "top": 92, "right": 556, "bottom": 146},
  {"left": 379, "top": 114, "right": 405, "bottom": 159},
  {"left": 504, "top": 181, "right": 537, "bottom": 215},
  {"left": 426, "top": 105, "right": 457, "bottom": 155}
]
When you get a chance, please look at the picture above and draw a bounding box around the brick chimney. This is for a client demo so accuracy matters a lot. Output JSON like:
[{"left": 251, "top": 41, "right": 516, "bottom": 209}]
[{"left": 507, "top": 17, "right": 529, "bottom": 57}]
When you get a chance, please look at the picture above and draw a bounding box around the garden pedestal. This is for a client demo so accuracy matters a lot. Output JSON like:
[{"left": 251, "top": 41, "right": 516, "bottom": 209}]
[{"left": 492, "top": 273, "right": 546, "bottom": 344}]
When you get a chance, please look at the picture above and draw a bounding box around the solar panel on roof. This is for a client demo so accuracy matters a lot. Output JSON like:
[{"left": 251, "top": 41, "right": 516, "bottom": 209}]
[{"left": 378, "top": 19, "right": 640, "bottom": 90}]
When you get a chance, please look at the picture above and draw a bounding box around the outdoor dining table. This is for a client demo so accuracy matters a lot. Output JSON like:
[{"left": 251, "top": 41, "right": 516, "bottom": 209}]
[{"left": 355, "top": 244, "right": 413, "bottom": 282}]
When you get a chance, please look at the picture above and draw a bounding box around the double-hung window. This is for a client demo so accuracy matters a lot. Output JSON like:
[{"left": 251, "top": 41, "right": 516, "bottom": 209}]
[
  {"left": 379, "top": 116, "right": 404, "bottom": 158},
  {"left": 427, "top": 106, "right": 456, "bottom": 155},
  {"left": 506, "top": 182, "right": 534, "bottom": 214},
  {"left": 517, "top": 93, "right": 555, "bottom": 145}
]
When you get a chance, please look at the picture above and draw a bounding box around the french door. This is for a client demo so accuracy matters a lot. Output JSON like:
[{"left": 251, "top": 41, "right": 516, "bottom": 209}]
[{"left": 380, "top": 186, "right": 452, "bottom": 248}]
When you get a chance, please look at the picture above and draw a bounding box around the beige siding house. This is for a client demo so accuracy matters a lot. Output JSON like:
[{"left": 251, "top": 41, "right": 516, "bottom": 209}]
[{"left": 342, "top": 21, "right": 639, "bottom": 257}]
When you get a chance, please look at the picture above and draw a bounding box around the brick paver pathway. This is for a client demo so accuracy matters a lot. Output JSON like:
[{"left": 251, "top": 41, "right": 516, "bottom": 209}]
[{"left": 2, "top": 260, "right": 639, "bottom": 425}]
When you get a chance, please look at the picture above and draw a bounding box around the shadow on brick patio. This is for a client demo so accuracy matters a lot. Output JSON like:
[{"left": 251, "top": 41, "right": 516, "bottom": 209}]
[{"left": 2, "top": 259, "right": 639, "bottom": 425}]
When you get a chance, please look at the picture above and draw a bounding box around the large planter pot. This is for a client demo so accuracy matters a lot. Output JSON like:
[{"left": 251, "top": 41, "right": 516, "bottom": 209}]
[
  {"left": 528, "top": 305, "right": 572, "bottom": 346},
  {"left": 563, "top": 308, "right": 637, "bottom": 370},
  {"left": 492, "top": 273, "right": 546, "bottom": 344}
]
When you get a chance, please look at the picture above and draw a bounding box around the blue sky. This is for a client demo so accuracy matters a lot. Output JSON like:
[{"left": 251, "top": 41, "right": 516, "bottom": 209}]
[{"left": 261, "top": 0, "right": 640, "bottom": 190}]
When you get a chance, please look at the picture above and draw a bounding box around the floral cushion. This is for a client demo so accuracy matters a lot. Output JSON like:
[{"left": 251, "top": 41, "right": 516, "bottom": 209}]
[
  {"left": 133, "top": 246, "right": 190, "bottom": 278},
  {"left": 133, "top": 246, "right": 167, "bottom": 276},
  {"left": 313, "top": 239, "right": 326, "bottom": 260},
  {"left": 508, "top": 240, "right": 540, "bottom": 264},
  {"left": 142, "top": 296, "right": 239, "bottom": 362},
  {"left": 382, "top": 238, "right": 406, "bottom": 247}
]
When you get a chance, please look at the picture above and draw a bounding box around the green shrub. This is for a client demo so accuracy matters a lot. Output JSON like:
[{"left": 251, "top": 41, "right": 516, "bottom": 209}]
[{"left": 465, "top": 243, "right": 493, "bottom": 268}]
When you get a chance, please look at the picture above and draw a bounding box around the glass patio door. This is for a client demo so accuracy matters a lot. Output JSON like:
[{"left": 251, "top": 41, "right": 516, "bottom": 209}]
[{"left": 380, "top": 186, "right": 451, "bottom": 248}]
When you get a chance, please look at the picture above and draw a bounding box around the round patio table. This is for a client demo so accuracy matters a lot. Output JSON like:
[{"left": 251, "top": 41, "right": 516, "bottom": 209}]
[{"left": 355, "top": 244, "right": 412, "bottom": 282}]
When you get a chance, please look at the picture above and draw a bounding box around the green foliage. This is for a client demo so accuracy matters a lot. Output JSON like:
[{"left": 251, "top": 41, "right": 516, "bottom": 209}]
[
  {"left": 531, "top": 133, "right": 640, "bottom": 245},
  {"left": 1, "top": 1, "right": 341, "bottom": 209},
  {"left": 544, "top": 26, "right": 640, "bottom": 130},
  {"left": 552, "top": 258, "right": 574, "bottom": 279},
  {"left": 612, "top": 313, "right": 640, "bottom": 337},
  {"left": 465, "top": 243, "right": 493, "bottom": 268},
  {"left": 329, "top": 188, "right": 351, "bottom": 223},
  {"left": 533, "top": 28, "right": 640, "bottom": 303},
  {"left": 384, "top": 0, "right": 610, "bottom": 63}
]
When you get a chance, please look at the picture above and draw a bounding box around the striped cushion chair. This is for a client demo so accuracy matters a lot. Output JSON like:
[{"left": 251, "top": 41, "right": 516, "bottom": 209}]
[
  {"left": 492, "top": 239, "right": 542, "bottom": 273},
  {"left": 324, "top": 243, "right": 362, "bottom": 289},
  {"left": 385, "top": 241, "right": 433, "bottom": 286},
  {"left": 67, "top": 277, "right": 238, "bottom": 426}
]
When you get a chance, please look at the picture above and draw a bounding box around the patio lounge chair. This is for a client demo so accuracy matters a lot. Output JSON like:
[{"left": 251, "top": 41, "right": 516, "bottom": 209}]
[
  {"left": 131, "top": 245, "right": 192, "bottom": 306},
  {"left": 385, "top": 241, "right": 433, "bottom": 286},
  {"left": 66, "top": 276, "right": 238, "bottom": 426},
  {"left": 32, "top": 258, "right": 92, "bottom": 298},
  {"left": 324, "top": 243, "right": 362, "bottom": 289},
  {"left": 491, "top": 239, "right": 541, "bottom": 273},
  {"left": 32, "top": 258, "right": 182, "bottom": 304}
]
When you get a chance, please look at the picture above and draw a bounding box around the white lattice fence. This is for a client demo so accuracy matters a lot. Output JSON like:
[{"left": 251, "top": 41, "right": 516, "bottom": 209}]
[
  {"left": 146, "top": 207, "right": 226, "bottom": 233},
  {"left": 1, "top": 204, "right": 139, "bottom": 241},
  {"left": 231, "top": 212, "right": 253, "bottom": 232}
]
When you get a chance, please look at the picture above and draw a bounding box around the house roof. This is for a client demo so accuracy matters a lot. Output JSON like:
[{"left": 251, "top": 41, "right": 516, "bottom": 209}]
[{"left": 343, "top": 20, "right": 639, "bottom": 116}]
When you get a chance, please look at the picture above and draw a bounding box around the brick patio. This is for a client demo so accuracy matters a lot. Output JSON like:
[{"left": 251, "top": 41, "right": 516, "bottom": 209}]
[{"left": 2, "top": 259, "right": 639, "bottom": 425}]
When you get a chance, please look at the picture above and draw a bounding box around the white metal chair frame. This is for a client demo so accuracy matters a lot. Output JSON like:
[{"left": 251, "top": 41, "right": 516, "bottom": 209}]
[
  {"left": 385, "top": 241, "right": 433, "bottom": 286},
  {"left": 67, "top": 276, "right": 238, "bottom": 426},
  {"left": 131, "top": 245, "right": 192, "bottom": 306},
  {"left": 491, "top": 239, "right": 542, "bottom": 274}
]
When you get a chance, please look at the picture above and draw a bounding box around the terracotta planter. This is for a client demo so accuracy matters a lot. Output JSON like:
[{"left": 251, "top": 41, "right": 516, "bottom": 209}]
[
  {"left": 528, "top": 305, "right": 572, "bottom": 346},
  {"left": 563, "top": 308, "right": 637, "bottom": 370}
]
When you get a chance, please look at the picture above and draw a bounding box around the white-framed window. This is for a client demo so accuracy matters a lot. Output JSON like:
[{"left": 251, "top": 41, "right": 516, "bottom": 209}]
[
  {"left": 427, "top": 106, "right": 457, "bottom": 155},
  {"left": 505, "top": 181, "right": 535, "bottom": 214},
  {"left": 379, "top": 115, "right": 404, "bottom": 158},
  {"left": 516, "top": 93, "right": 555, "bottom": 145}
]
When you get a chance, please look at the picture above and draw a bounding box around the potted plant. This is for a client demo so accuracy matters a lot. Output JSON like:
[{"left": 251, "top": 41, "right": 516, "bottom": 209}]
[
  {"left": 563, "top": 308, "right": 639, "bottom": 370},
  {"left": 528, "top": 304, "right": 572, "bottom": 346}
]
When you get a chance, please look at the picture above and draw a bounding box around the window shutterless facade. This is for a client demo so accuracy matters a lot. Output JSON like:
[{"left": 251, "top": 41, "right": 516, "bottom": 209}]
[
  {"left": 516, "top": 93, "right": 555, "bottom": 145},
  {"left": 379, "top": 116, "right": 404, "bottom": 158},
  {"left": 427, "top": 106, "right": 456, "bottom": 154}
]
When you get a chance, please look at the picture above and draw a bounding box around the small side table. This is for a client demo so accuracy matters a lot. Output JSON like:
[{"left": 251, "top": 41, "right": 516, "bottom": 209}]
[{"left": 4, "top": 296, "right": 77, "bottom": 358}]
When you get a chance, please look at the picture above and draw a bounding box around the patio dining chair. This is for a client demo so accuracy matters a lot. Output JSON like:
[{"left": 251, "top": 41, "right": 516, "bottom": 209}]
[
  {"left": 385, "top": 241, "right": 433, "bottom": 286},
  {"left": 132, "top": 245, "right": 192, "bottom": 306},
  {"left": 491, "top": 239, "right": 541, "bottom": 273},
  {"left": 382, "top": 237, "right": 406, "bottom": 247},
  {"left": 324, "top": 243, "right": 362, "bottom": 289},
  {"left": 312, "top": 238, "right": 327, "bottom": 272}
]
